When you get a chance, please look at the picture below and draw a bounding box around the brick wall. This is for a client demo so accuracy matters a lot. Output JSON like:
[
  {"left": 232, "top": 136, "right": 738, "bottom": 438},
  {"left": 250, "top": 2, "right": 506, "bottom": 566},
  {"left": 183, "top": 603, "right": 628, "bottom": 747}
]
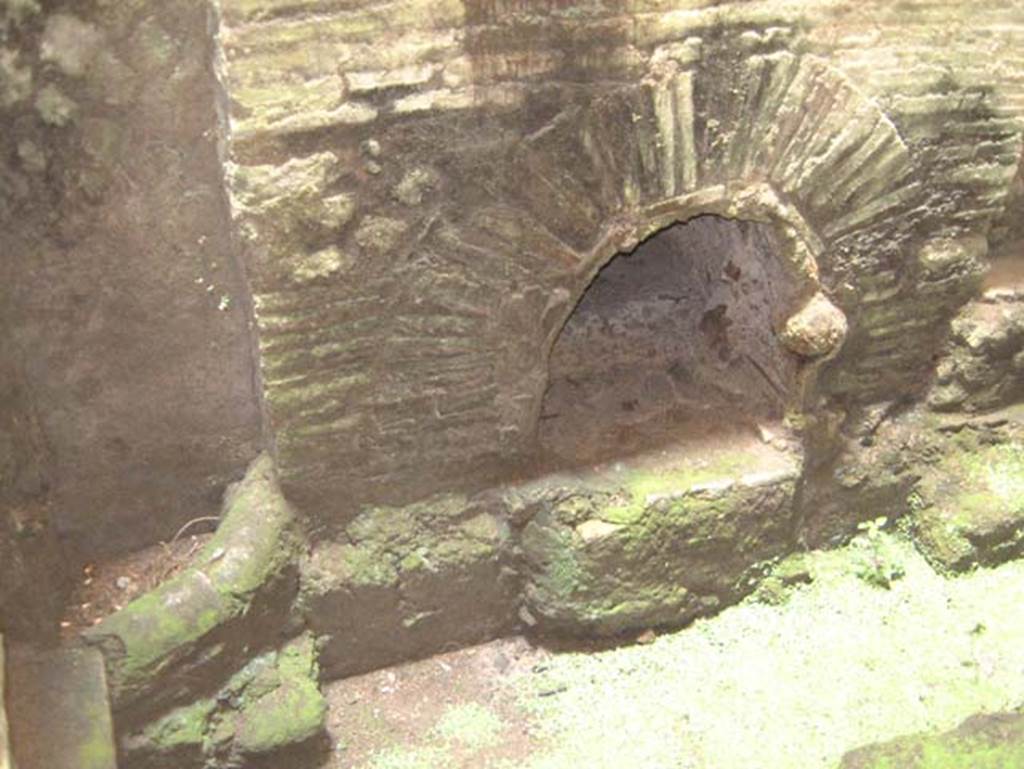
[{"left": 217, "top": 0, "right": 1024, "bottom": 523}]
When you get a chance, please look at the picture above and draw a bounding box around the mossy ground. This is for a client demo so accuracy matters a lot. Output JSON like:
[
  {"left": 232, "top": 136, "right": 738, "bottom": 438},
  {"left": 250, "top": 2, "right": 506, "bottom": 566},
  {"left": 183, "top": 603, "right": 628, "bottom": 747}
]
[{"left": 326, "top": 534, "right": 1024, "bottom": 769}]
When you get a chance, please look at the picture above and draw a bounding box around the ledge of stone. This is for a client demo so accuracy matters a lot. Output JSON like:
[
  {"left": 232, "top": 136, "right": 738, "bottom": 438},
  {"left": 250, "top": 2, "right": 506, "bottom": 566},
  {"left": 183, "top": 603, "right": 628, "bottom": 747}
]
[
  {"left": 83, "top": 454, "right": 302, "bottom": 723},
  {"left": 517, "top": 437, "right": 802, "bottom": 636}
]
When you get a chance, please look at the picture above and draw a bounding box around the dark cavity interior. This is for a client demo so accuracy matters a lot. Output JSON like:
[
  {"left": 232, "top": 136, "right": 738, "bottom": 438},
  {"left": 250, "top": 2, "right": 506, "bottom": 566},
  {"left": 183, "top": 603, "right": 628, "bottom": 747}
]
[{"left": 538, "top": 215, "right": 799, "bottom": 468}]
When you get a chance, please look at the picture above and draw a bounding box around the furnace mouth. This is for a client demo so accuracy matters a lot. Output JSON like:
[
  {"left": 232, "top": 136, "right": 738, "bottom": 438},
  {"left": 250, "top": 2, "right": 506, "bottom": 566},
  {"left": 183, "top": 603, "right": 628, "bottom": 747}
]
[{"left": 537, "top": 214, "right": 800, "bottom": 470}]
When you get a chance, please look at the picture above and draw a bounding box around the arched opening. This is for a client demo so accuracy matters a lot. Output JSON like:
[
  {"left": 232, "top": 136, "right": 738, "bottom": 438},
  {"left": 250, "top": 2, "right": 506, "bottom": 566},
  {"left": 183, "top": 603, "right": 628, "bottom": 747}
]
[{"left": 538, "top": 215, "right": 800, "bottom": 468}]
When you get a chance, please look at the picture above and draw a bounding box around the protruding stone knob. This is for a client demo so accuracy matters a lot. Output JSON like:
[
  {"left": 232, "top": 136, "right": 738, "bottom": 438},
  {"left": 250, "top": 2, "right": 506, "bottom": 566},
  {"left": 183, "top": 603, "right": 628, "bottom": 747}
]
[{"left": 779, "top": 292, "right": 847, "bottom": 359}]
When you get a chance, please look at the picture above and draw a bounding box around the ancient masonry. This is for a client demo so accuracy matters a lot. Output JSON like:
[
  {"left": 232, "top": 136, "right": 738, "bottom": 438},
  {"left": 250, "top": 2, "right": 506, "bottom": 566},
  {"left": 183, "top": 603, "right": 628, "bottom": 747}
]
[
  {"left": 218, "top": 0, "right": 1021, "bottom": 516},
  {"left": 1, "top": 0, "right": 1023, "bottom": 767}
]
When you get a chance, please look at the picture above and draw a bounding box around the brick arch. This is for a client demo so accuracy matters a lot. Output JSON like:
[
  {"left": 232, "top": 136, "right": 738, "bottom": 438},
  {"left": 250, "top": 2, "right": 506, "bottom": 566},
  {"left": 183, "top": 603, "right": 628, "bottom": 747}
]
[
  {"left": 227, "top": 44, "right": 936, "bottom": 512},
  {"left": 526, "top": 185, "right": 827, "bottom": 446},
  {"left": 499, "top": 52, "right": 917, "bottom": 260},
  {"left": 472, "top": 51, "right": 923, "bottom": 453}
]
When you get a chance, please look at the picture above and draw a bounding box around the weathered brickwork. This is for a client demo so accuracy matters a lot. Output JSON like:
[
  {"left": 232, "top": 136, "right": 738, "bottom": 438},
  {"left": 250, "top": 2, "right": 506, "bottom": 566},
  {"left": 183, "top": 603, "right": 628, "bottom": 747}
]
[{"left": 216, "top": 0, "right": 1024, "bottom": 523}]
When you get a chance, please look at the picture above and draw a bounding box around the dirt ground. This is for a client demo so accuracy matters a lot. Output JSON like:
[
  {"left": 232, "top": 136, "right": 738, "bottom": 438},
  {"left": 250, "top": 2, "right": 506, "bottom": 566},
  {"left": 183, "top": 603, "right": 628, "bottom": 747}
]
[
  {"left": 324, "top": 535, "right": 1024, "bottom": 769},
  {"left": 60, "top": 531, "right": 213, "bottom": 637},
  {"left": 325, "top": 637, "right": 554, "bottom": 768}
]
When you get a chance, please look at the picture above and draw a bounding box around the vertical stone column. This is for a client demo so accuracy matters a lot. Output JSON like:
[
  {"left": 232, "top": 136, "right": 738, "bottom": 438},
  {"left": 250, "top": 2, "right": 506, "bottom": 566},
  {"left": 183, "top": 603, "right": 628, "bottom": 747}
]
[{"left": 1, "top": 1, "right": 263, "bottom": 558}]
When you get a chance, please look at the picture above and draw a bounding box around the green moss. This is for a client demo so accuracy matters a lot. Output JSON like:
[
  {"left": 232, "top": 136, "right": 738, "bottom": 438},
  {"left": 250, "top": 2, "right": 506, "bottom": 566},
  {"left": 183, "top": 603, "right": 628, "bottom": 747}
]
[
  {"left": 918, "top": 738, "right": 1024, "bottom": 768},
  {"left": 460, "top": 513, "right": 505, "bottom": 543},
  {"left": 340, "top": 544, "right": 400, "bottom": 587},
  {"left": 233, "top": 635, "right": 327, "bottom": 757},
  {"left": 503, "top": 535, "right": 1024, "bottom": 769},
  {"left": 85, "top": 455, "right": 297, "bottom": 703},
  {"left": 276, "top": 634, "right": 319, "bottom": 682},
  {"left": 914, "top": 435, "right": 1024, "bottom": 570},
  {"left": 79, "top": 724, "right": 116, "bottom": 769},
  {"left": 773, "top": 553, "right": 814, "bottom": 585},
  {"left": 522, "top": 519, "right": 583, "bottom": 600},
  {"left": 349, "top": 500, "right": 434, "bottom": 548},
  {"left": 601, "top": 449, "right": 772, "bottom": 524},
  {"left": 955, "top": 442, "right": 1024, "bottom": 520},
  {"left": 519, "top": 445, "right": 799, "bottom": 634},
  {"left": 751, "top": 576, "right": 791, "bottom": 605},
  {"left": 367, "top": 746, "right": 448, "bottom": 769},
  {"left": 235, "top": 679, "right": 326, "bottom": 754},
  {"left": 434, "top": 535, "right": 499, "bottom": 569},
  {"left": 845, "top": 715, "right": 1024, "bottom": 769},
  {"left": 338, "top": 494, "right": 504, "bottom": 584},
  {"left": 433, "top": 703, "right": 503, "bottom": 748},
  {"left": 141, "top": 699, "right": 215, "bottom": 751},
  {"left": 99, "top": 584, "right": 224, "bottom": 689},
  {"left": 203, "top": 456, "right": 297, "bottom": 597},
  {"left": 72, "top": 688, "right": 116, "bottom": 769}
]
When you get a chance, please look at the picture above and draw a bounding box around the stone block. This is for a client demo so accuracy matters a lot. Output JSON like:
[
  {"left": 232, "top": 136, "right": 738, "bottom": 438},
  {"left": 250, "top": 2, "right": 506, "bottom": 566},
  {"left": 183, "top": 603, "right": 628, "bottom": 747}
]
[
  {"left": 122, "top": 635, "right": 328, "bottom": 769},
  {"left": 839, "top": 711, "right": 1024, "bottom": 769},
  {"left": 518, "top": 441, "right": 801, "bottom": 636},
  {"left": 300, "top": 494, "right": 519, "bottom": 679},
  {"left": 928, "top": 289, "right": 1024, "bottom": 413},
  {"left": 912, "top": 408, "right": 1024, "bottom": 572},
  {"left": 83, "top": 456, "right": 301, "bottom": 725},
  {"left": 6, "top": 645, "right": 116, "bottom": 769}
]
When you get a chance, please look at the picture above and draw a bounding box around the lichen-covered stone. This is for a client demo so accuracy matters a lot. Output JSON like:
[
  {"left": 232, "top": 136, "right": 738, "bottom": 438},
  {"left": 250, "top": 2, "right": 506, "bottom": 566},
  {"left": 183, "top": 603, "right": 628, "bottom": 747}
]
[
  {"left": 911, "top": 409, "right": 1024, "bottom": 572},
  {"left": 300, "top": 493, "right": 518, "bottom": 679},
  {"left": 33, "top": 84, "right": 76, "bottom": 126},
  {"left": 839, "top": 711, "right": 1024, "bottom": 769},
  {"left": 123, "top": 635, "right": 327, "bottom": 769},
  {"left": 39, "top": 14, "right": 103, "bottom": 77},
  {"left": 229, "top": 152, "right": 345, "bottom": 240},
  {"left": 83, "top": 455, "right": 300, "bottom": 723},
  {"left": 917, "top": 236, "right": 988, "bottom": 282},
  {"left": 393, "top": 167, "right": 440, "bottom": 206},
  {"left": 518, "top": 442, "right": 801, "bottom": 635},
  {"left": 797, "top": 403, "right": 941, "bottom": 547},
  {"left": 928, "top": 288, "right": 1024, "bottom": 413},
  {"left": 233, "top": 635, "right": 327, "bottom": 760},
  {"left": 122, "top": 699, "right": 213, "bottom": 769},
  {"left": 0, "top": 48, "right": 31, "bottom": 107}
]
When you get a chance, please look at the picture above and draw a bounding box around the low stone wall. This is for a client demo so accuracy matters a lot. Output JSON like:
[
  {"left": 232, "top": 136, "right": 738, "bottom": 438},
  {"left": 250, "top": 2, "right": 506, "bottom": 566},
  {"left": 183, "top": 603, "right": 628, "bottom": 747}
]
[{"left": 301, "top": 492, "right": 519, "bottom": 679}]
